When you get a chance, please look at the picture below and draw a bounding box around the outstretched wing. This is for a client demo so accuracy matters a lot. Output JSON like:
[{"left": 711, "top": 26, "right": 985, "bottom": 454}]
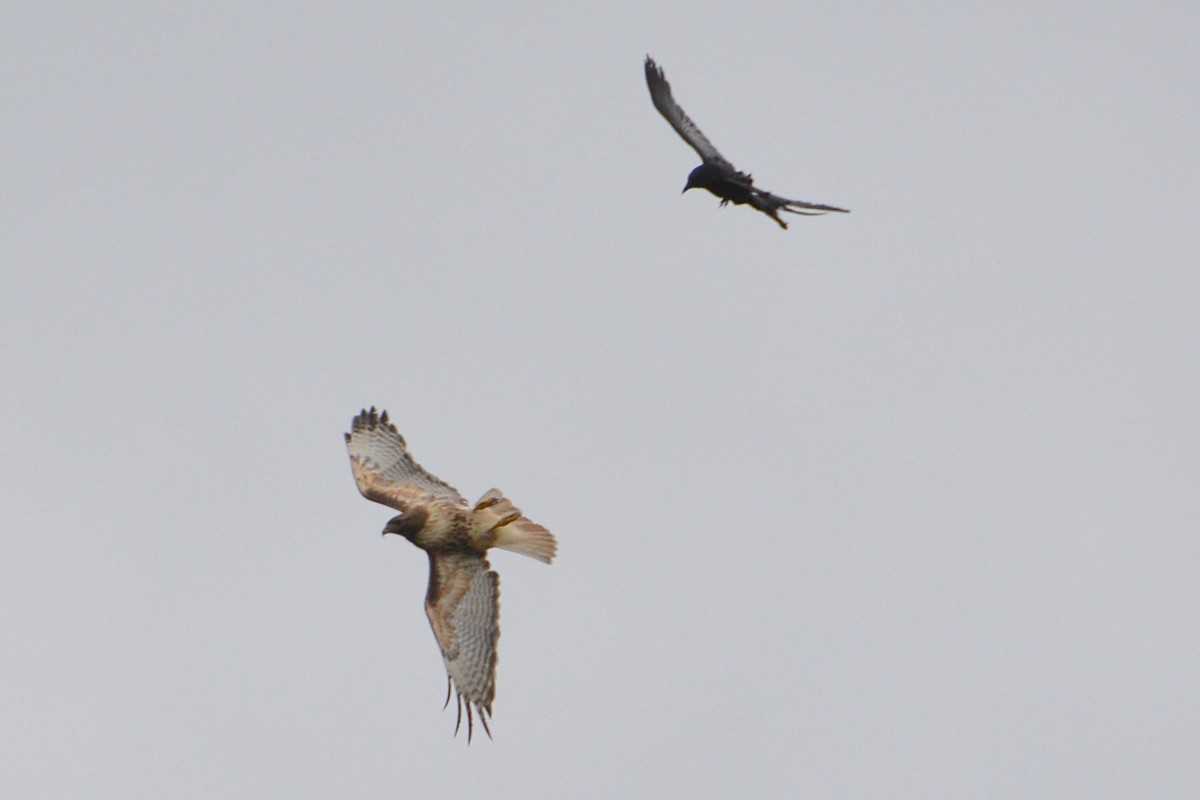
[
  {"left": 425, "top": 551, "right": 500, "bottom": 742},
  {"left": 345, "top": 407, "right": 466, "bottom": 514},
  {"left": 644, "top": 56, "right": 737, "bottom": 172}
]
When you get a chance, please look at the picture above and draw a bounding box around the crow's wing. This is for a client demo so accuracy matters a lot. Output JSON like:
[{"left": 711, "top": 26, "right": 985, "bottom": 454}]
[{"left": 644, "top": 56, "right": 737, "bottom": 172}]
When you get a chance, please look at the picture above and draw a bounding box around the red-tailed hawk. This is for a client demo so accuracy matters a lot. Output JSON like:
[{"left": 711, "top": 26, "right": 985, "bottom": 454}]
[
  {"left": 345, "top": 407, "right": 557, "bottom": 741},
  {"left": 644, "top": 55, "right": 849, "bottom": 229}
]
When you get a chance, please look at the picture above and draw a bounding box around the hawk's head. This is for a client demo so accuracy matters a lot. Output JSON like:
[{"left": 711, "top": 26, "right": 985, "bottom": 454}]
[{"left": 382, "top": 509, "right": 427, "bottom": 541}]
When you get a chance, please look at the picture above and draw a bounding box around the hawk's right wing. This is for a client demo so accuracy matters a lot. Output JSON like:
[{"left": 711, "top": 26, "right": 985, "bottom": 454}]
[
  {"left": 645, "top": 56, "right": 737, "bottom": 172},
  {"left": 345, "top": 407, "right": 467, "bottom": 514}
]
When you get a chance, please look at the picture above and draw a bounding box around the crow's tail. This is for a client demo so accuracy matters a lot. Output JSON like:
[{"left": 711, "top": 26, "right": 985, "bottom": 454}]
[{"left": 750, "top": 189, "right": 849, "bottom": 229}]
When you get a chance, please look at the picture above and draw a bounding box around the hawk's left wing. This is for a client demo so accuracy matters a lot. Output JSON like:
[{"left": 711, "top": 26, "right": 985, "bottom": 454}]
[{"left": 425, "top": 551, "right": 500, "bottom": 742}]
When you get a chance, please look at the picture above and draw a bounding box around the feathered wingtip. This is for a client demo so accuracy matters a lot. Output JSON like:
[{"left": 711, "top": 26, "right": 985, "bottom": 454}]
[
  {"left": 445, "top": 678, "right": 492, "bottom": 743},
  {"left": 472, "top": 489, "right": 558, "bottom": 564},
  {"left": 345, "top": 406, "right": 401, "bottom": 442}
]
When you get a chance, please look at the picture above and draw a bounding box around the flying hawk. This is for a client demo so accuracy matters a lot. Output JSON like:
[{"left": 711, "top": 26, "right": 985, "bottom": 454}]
[
  {"left": 644, "top": 55, "right": 849, "bottom": 229},
  {"left": 345, "top": 407, "right": 557, "bottom": 741}
]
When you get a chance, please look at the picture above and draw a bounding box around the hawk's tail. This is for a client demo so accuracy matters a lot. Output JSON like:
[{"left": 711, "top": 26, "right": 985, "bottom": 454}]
[{"left": 472, "top": 489, "right": 558, "bottom": 564}]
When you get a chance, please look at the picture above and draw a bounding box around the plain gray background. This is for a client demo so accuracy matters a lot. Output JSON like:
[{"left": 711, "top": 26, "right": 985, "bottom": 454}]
[{"left": 3, "top": 2, "right": 1197, "bottom": 797}]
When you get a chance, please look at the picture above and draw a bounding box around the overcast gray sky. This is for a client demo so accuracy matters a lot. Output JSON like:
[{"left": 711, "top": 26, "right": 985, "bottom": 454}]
[{"left": 3, "top": 2, "right": 1198, "bottom": 797}]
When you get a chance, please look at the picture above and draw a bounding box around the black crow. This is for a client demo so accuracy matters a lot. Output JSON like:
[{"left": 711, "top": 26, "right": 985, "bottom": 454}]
[{"left": 644, "top": 56, "right": 849, "bottom": 229}]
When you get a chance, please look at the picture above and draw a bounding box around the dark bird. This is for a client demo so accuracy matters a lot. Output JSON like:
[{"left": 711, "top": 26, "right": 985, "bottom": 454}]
[{"left": 644, "top": 55, "right": 849, "bottom": 229}]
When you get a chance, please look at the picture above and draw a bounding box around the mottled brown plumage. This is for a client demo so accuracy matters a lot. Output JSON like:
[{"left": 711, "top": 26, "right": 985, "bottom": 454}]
[{"left": 345, "top": 407, "right": 556, "bottom": 741}]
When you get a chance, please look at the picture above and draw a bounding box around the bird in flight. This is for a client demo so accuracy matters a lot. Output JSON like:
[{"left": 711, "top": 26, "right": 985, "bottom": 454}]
[
  {"left": 345, "top": 407, "right": 557, "bottom": 742},
  {"left": 644, "top": 55, "right": 849, "bottom": 229}
]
